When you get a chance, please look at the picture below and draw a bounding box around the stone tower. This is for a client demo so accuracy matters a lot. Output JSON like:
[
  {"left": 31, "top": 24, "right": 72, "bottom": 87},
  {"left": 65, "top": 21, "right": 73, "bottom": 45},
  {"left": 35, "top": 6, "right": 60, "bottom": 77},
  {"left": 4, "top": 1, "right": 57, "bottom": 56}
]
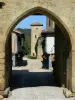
[{"left": 31, "top": 22, "right": 43, "bottom": 56}]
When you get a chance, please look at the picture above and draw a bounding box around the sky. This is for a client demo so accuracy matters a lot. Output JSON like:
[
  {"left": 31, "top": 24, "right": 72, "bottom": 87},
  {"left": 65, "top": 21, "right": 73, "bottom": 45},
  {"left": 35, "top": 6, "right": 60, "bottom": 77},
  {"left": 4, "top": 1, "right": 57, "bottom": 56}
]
[
  {"left": 16, "top": 15, "right": 55, "bottom": 53},
  {"left": 16, "top": 15, "right": 46, "bottom": 29}
]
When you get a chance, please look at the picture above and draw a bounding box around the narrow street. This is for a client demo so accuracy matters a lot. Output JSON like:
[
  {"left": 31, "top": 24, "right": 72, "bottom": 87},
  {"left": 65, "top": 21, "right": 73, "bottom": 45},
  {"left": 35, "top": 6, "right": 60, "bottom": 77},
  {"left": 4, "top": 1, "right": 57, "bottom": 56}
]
[{"left": 4, "top": 58, "right": 75, "bottom": 100}]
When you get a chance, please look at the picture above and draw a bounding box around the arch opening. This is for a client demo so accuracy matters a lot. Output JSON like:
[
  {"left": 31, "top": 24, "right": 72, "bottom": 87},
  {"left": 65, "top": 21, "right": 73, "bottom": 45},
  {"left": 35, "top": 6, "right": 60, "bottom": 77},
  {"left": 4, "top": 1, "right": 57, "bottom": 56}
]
[{"left": 5, "top": 7, "right": 72, "bottom": 92}]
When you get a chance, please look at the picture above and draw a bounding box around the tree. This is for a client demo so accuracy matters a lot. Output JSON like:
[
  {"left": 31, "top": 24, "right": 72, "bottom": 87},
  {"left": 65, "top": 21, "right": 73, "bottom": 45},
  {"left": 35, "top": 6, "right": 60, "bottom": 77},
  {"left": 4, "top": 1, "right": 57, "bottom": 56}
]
[
  {"left": 16, "top": 28, "right": 31, "bottom": 55},
  {"left": 23, "top": 35, "right": 31, "bottom": 55}
]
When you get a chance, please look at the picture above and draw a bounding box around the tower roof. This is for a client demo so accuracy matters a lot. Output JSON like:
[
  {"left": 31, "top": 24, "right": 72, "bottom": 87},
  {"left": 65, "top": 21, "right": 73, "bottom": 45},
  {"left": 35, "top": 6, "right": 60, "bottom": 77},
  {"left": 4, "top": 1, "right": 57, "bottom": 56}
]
[
  {"left": 31, "top": 22, "right": 43, "bottom": 26},
  {"left": 42, "top": 27, "right": 55, "bottom": 33}
]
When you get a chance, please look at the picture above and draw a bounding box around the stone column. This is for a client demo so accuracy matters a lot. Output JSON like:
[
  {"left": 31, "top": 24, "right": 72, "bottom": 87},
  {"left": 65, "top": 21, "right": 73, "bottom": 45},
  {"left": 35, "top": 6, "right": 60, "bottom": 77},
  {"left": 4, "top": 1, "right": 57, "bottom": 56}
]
[
  {"left": 0, "top": 34, "right": 12, "bottom": 98},
  {"left": 66, "top": 49, "right": 72, "bottom": 90},
  {"left": 69, "top": 32, "right": 75, "bottom": 93},
  {"left": 0, "top": 42, "right": 6, "bottom": 99},
  {"left": 72, "top": 51, "right": 75, "bottom": 92}
]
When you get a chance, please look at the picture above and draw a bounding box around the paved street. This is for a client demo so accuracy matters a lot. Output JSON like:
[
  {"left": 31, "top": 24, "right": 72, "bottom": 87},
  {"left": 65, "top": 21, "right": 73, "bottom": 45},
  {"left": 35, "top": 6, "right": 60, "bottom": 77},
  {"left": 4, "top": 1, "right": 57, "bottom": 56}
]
[{"left": 4, "top": 57, "right": 75, "bottom": 100}]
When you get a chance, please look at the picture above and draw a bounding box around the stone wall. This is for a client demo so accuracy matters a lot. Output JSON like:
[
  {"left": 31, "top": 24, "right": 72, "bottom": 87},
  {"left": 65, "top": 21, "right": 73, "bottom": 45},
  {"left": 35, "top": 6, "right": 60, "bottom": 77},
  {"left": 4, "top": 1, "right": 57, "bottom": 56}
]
[
  {"left": 55, "top": 25, "right": 72, "bottom": 88},
  {"left": 0, "top": 0, "right": 75, "bottom": 97},
  {"left": 5, "top": 35, "right": 12, "bottom": 90}
]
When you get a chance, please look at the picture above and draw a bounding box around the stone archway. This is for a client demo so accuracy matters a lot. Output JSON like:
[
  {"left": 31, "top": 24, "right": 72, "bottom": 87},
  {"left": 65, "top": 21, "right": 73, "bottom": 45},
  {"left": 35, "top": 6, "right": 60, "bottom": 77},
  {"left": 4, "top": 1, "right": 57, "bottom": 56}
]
[
  {"left": 0, "top": 1, "right": 75, "bottom": 98},
  {"left": 5, "top": 6, "right": 72, "bottom": 94}
]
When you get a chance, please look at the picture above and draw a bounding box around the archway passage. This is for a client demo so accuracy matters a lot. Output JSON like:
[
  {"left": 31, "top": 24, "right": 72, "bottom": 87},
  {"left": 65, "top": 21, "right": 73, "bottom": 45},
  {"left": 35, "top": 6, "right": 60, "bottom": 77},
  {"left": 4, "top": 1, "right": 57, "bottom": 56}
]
[{"left": 1, "top": 7, "right": 72, "bottom": 99}]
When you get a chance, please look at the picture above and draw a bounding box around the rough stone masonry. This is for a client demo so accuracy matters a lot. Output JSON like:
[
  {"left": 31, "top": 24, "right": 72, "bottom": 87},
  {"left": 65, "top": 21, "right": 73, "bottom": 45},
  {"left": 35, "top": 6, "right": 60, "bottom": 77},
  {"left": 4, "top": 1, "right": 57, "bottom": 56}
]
[{"left": 0, "top": 0, "right": 75, "bottom": 99}]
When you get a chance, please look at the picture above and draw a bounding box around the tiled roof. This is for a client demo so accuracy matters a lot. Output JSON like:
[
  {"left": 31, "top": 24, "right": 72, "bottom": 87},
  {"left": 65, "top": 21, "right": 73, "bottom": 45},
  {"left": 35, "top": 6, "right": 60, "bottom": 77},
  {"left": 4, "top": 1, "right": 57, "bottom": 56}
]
[
  {"left": 13, "top": 29, "right": 23, "bottom": 34},
  {"left": 31, "top": 22, "right": 43, "bottom": 26},
  {"left": 42, "top": 27, "right": 55, "bottom": 33}
]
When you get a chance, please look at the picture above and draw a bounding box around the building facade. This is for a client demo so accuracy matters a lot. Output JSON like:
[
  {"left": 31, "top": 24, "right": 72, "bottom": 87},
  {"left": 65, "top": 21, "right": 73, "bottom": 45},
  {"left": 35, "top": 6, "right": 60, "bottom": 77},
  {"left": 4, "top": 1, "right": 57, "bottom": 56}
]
[
  {"left": 31, "top": 22, "right": 43, "bottom": 57},
  {"left": 12, "top": 29, "right": 24, "bottom": 66}
]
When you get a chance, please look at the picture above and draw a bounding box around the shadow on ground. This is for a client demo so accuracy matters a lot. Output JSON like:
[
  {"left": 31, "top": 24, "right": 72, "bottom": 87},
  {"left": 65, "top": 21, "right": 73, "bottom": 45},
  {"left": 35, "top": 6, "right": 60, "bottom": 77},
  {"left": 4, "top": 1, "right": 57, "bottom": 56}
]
[
  {"left": 16, "top": 60, "right": 28, "bottom": 66},
  {"left": 10, "top": 69, "right": 59, "bottom": 91}
]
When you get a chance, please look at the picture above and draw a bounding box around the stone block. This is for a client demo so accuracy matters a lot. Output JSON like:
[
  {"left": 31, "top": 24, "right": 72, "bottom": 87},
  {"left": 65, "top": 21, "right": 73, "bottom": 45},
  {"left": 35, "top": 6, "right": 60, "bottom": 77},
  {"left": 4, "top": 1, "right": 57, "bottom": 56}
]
[
  {"left": 72, "top": 77, "right": 75, "bottom": 84},
  {"left": 72, "top": 70, "right": 75, "bottom": 77},
  {"left": 71, "top": 53, "right": 75, "bottom": 70},
  {"left": 67, "top": 58, "right": 72, "bottom": 70},
  {"left": 0, "top": 59, "right": 5, "bottom": 64},
  {"left": 73, "top": 93, "right": 75, "bottom": 97},
  {"left": 0, "top": 64, "right": 5, "bottom": 71},
  {"left": 0, "top": 83, "right": 5, "bottom": 91},
  {"left": 0, "top": 95, "right": 3, "bottom": 99},
  {"left": 4, "top": 87, "right": 10, "bottom": 97},
  {"left": 0, "top": 91, "right": 4, "bottom": 96},
  {"left": 66, "top": 69, "right": 72, "bottom": 83},
  {"left": 72, "top": 86, "right": 75, "bottom": 93},
  {"left": 66, "top": 69, "right": 72, "bottom": 90},
  {"left": 72, "top": 77, "right": 75, "bottom": 92},
  {"left": 0, "top": 52, "right": 5, "bottom": 59},
  {"left": 0, "top": 71, "right": 5, "bottom": 78},
  {"left": 0, "top": 78, "right": 5, "bottom": 91},
  {"left": 0, "top": 42, "right": 4, "bottom": 53},
  {"left": 63, "top": 88, "right": 73, "bottom": 97}
]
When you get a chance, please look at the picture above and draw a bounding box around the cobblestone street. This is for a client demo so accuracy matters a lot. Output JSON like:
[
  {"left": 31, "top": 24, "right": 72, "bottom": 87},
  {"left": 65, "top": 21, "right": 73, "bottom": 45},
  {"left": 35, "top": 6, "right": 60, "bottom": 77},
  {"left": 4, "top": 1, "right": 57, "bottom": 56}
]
[{"left": 4, "top": 58, "right": 75, "bottom": 100}]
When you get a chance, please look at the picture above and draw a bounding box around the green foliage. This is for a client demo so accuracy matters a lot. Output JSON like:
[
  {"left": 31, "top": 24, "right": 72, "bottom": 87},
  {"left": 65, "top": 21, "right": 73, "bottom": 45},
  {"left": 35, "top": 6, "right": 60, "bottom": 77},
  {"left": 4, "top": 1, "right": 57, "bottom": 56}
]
[
  {"left": 17, "top": 28, "right": 31, "bottom": 55},
  {"left": 17, "top": 28, "right": 31, "bottom": 35},
  {"left": 28, "top": 55, "right": 37, "bottom": 59},
  {"left": 23, "top": 35, "right": 31, "bottom": 55}
]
